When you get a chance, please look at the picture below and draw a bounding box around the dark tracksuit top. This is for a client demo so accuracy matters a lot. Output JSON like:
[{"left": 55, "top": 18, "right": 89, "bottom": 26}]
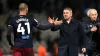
[
  {"left": 82, "top": 17, "right": 100, "bottom": 50},
  {"left": 7, "top": 15, "right": 53, "bottom": 48}
]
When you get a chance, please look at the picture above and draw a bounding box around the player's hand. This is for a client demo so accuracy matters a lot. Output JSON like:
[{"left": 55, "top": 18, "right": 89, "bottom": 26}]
[
  {"left": 91, "top": 26, "right": 97, "bottom": 32},
  {"left": 82, "top": 48, "right": 86, "bottom": 53},
  {"left": 54, "top": 18, "right": 62, "bottom": 25},
  {"left": 48, "top": 17, "right": 54, "bottom": 24},
  {"left": 9, "top": 45, "right": 14, "bottom": 50}
]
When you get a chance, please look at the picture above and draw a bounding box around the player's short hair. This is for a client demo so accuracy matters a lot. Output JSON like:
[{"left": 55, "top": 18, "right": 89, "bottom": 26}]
[
  {"left": 87, "top": 8, "right": 98, "bottom": 16},
  {"left": 19, "top": 3, "right": 28, "bottom": 11},
  {"left": 63, "top": 7, "right": 72, "bottom": 13}
]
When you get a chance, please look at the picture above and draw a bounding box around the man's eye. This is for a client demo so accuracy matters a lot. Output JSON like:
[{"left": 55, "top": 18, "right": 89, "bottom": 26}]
[
  {"left": 66, "top": 12, "right": 69, "bottom": 14},
  {"left": 63, "top": 12, "right": 65, "bottom": 14}
]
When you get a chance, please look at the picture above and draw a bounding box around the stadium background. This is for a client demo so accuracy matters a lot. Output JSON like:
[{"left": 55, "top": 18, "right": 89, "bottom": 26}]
[{"left": 0, "top": 0, "right": 100, "bottom": 56}]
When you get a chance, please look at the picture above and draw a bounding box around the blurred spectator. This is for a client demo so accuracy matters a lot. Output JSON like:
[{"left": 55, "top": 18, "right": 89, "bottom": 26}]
[
  {"left": 38, "top": 42, "right": 47, "bottom": 56},
  {"left": 0, "top": 48, "right": 2, "bottom": 56},
  {"left": 53, "top": 42, "right": 58, "bottom": 56}
]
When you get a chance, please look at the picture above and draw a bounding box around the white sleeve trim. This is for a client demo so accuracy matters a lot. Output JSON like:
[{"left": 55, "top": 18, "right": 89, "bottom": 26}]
[
  {"left": 8, "top": 25, "right": 13, "bottom": 27},
  {"left": 34, "top": 19, "right": 38, "bottom": 22}
]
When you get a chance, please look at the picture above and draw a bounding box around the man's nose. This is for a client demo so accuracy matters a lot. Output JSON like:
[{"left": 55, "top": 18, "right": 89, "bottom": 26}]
[
  {"left": 65, "top": 15, "right": 66, "bottom": 16},
  {"left": 93, "top": 17, "right": 96, "bottom": 18}
]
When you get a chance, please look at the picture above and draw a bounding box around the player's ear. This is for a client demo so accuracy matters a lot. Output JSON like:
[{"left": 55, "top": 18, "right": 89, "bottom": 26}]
[
  {"left": 26, "top": 8, "right": 28, "bottom": 13},
  {"left": 71, "top": 12, "right": 72, "bottom": 16},
  {"left": 70, "top": 11, "right": 72, "bottom": 16}
]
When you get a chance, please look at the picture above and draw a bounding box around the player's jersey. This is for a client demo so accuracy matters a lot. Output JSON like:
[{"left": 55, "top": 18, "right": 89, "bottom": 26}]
[{"left": 8, "top": 15, "right": 40, "bottom": 48}]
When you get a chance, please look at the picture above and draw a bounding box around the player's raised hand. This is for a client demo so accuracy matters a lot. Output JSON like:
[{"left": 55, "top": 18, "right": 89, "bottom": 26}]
[
  {"left": 48, "top": 17, "right": 54, "bottom": 24},
  {"left": 54, "top": 18, "right": 62, "bottom": 25}
]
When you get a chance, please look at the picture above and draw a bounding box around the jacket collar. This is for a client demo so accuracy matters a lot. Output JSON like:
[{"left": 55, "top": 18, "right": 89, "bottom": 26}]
[{"left": 63, "top": 17, "right": 75, "bottom": 24}]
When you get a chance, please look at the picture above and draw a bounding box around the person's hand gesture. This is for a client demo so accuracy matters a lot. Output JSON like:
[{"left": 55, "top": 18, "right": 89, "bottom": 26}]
[
  {"left": 48, "top": 17, "right": 62, "bottom": 25},
  {"left": 48, "top": 17, "right": 54, "bottom": 24},
  {"left": 54, "top": 18, "right": 62, "bottom": 25}
]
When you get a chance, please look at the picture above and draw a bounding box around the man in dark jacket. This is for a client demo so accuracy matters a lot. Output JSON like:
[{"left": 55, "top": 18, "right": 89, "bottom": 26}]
[
  {"left": 50, "top": 7, "right": 86, "bottom": 56},
  {"left": 82, "top": 8, "right": 100, "bottom": 56}
]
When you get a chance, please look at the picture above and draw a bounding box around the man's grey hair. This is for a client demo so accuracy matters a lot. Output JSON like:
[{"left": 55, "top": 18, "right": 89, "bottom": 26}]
[{"left": 87, "top": 9, "right": 98, "bottom": 16}]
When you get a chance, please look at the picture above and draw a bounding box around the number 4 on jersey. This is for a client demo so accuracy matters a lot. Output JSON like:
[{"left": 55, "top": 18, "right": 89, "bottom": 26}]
[{"left": 17, "top": 22, "right": 30, "bottom": 35}]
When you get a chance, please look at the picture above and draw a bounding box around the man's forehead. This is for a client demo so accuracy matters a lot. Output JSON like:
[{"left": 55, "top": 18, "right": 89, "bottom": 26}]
[
  {"left": 63, "top": 10, "right": 70, "bottom": 12},
  {"left": 89, "top": 9, "right": 97, "bottom": 14},
  {"left": 90, "top": 11, "right": 97, "bottom": 14}
]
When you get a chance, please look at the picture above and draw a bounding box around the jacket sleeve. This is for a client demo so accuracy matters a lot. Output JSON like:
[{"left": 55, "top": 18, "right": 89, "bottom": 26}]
[
  {"left": 51, "top": 25, "right": 60, "bottom": 31},
  {"left": 78, "top": 22, "right": 87, "bottom": 48}
]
